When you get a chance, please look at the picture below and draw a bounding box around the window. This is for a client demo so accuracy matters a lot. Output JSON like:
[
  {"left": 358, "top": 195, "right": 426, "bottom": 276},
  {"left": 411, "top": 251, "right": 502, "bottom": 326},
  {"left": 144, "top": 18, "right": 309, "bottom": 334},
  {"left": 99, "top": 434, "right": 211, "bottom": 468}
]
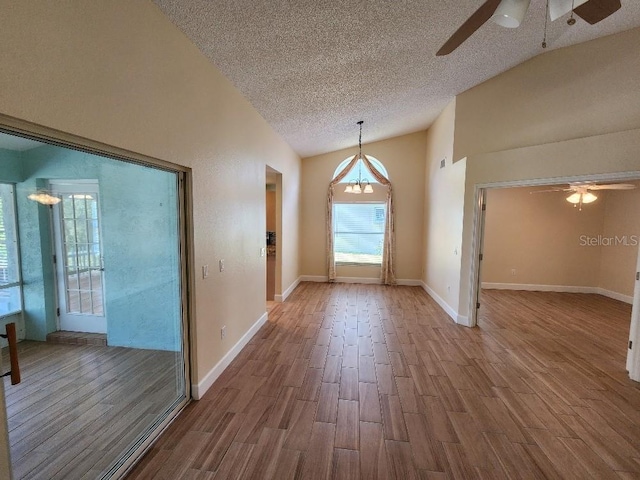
[
  {"left": 333, "top": 155, "right": 389, "bottom": 183},
  {"left": 0, "top": 183, "right": 21, "bottom": 317},
  {"left": 334, "top": 203, "right": 386, "bottom": 265}
]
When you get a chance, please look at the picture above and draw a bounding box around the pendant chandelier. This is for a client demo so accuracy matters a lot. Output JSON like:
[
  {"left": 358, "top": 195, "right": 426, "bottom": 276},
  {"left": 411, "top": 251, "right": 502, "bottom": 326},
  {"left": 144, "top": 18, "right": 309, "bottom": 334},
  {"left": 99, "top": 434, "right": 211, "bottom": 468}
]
[{"left": 344, "top": 121, "right": 373, "bottom": 194}]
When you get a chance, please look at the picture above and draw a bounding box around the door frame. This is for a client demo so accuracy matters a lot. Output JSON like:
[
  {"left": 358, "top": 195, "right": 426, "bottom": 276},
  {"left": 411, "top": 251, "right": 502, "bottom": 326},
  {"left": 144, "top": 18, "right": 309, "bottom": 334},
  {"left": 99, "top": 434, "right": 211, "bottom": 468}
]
[
  {"left": 468, "top": 170, "right": 640, "bottom": 380},
  {"left": 266, "top": 166, "right": 284, "bottom": 302},
  {"left": 50, "top": 179, "right": 107, "bottom": 334},
  {"left": 627, "top": 241, "right": 640, "bottom": 380},
  {"left": 468, "top": 170, "right": 640, "bottom": 327},
  {"left": 0, "top": 114, "right": 195, "bottom": 479}
]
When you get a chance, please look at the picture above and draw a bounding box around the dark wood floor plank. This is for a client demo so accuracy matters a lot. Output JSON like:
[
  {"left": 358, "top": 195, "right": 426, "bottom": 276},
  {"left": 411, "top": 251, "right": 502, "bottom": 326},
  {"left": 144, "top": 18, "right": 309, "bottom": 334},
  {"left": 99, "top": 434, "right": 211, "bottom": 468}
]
[
  {"left": 359, "top": 382, "right": 382, "bottom": 423},
  {"left": 339, "top": 367, "right": 359, "bottom": 401},
  {"left": 404, "top": 412, "right": 442, "bottom": 472},
  {"left": 330, "top": 448, "right": 360, "bottom": 480},
  {"left": 359, "top": 421, "right": 389, "bottom": 480},
  {"left": 283, "top": 400, "right": 317, "bottom": 451},
  {"left": 380, "top": 395, "right": 409, "bottom": 441},
  {"left": 335, "top": 399, "right": 359, "bottom": 450},
  {"left": 300, "top": 422, "right": 336, "bottom": 480}
]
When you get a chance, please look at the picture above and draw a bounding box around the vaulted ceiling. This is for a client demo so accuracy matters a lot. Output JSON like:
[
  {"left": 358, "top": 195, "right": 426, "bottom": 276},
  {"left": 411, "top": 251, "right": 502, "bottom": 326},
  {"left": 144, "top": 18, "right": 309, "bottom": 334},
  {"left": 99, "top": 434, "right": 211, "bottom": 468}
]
[{"left": 154, "top": 0, "right": 640, "bottom": 157}]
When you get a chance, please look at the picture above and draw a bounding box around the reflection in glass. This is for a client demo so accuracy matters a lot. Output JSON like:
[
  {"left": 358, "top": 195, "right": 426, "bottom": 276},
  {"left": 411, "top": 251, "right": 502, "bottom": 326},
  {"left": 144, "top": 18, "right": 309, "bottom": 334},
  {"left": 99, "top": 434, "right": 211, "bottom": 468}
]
[{"left": 3, "top": 142, "right": 186, "bottom": 480}]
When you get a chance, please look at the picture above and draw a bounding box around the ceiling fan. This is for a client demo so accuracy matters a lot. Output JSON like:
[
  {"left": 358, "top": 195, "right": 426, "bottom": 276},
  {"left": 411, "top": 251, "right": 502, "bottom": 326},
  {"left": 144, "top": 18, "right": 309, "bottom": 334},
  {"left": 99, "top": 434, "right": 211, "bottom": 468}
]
[
  {"left": 531, "top": 182, "right": 636, "bottom": 210},
  {"left": 436, "top": 0, "right": 622, "bottom": 56}
]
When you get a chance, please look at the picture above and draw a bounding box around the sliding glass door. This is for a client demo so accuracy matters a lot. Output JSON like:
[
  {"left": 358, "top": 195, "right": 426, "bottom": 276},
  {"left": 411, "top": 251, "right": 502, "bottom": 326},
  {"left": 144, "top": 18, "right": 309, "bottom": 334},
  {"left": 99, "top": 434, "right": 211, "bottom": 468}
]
[{"left": 0, "top": 130, "right": 190, "bottom": 480}]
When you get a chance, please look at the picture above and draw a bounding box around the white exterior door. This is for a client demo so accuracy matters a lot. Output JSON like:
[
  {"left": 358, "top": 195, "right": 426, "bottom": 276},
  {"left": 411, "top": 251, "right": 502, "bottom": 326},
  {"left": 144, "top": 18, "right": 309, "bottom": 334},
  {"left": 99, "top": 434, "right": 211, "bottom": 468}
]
[{"left": 51, "top": 181, "right": 106, "bottom": 334}]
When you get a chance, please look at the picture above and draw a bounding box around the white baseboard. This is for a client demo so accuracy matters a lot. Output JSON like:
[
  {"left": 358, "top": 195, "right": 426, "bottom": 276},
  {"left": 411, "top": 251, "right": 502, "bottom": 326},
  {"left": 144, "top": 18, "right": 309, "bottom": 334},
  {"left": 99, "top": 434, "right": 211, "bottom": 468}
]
[
  {"left": 300, "top": 275, "right": 328, "bottom": 282},
  {"left": 191, "top": 311, "right": 268, "bottom": 400},
  {"left": 482, "top": 282, "right": 633, "bottom": 304},
  {"left": 482, "top": 282, "right": 595, "bottom": 293},
  {"left": 275, "top": 277, "right": 301, "bottom": 302},
  {"left": 299, "top": 275, "right": 421, "bottom": 286},
  {"left": 397, "top": 279, "right": 423, "bottom": 286},
  {"left": 597, "top": 288, "right": 633, "bottom": 305},
  {"left": 420, "top": 282, "right": 461, "bottom": 324}
]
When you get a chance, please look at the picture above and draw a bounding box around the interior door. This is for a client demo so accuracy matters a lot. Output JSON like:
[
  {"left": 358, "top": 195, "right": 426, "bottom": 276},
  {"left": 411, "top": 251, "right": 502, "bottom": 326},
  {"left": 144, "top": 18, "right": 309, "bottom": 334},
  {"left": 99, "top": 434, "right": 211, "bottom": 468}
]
[{"left": 51, "top": 181, "right": 106, "bottom": 334}]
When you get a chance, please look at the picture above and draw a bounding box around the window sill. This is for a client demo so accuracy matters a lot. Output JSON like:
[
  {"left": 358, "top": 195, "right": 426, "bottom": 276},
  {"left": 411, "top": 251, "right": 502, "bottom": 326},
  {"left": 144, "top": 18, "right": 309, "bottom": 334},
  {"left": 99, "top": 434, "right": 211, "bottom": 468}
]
[{"left": 336, "top": 262, "right": 382, "bottom": 267}]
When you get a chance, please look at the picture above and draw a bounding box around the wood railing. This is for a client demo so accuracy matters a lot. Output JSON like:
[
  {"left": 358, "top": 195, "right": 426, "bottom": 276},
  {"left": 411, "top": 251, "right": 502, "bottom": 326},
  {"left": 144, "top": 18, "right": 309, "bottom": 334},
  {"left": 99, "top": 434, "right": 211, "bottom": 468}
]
[{"left": 1, "top": 322, "right": 20, "bottom": 385}]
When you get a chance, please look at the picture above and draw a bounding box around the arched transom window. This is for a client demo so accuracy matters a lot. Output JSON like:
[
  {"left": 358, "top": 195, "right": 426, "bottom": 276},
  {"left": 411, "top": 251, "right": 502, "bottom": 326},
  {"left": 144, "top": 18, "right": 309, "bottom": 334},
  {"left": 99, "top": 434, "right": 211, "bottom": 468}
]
[{"left": 332, "top": 155, "right": 389, "bottom": 183}]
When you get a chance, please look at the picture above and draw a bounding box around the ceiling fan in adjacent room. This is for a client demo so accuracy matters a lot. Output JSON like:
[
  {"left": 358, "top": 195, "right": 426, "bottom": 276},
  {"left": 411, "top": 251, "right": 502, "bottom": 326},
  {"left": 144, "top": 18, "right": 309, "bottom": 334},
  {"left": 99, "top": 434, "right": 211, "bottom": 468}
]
[
  {"left": 436, "top": 0, "right": 622, "bottom": 56},
  {"left": 531, "top": 182, "right": 636, "bottom": 210}
]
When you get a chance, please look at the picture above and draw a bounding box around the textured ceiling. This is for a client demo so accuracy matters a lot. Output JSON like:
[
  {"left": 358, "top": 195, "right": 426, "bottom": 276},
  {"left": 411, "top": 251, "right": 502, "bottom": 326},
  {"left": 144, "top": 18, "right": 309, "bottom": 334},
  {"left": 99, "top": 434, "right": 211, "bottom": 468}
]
[{"left": 153, "top": 0, "right": 640, "bottom": 158}]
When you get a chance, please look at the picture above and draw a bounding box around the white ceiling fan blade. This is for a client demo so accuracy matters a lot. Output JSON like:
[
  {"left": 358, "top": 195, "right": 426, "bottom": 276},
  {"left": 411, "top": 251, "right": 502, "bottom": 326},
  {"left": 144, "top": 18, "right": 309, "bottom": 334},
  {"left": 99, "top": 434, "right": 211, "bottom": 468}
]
[
  {"left": 529, "top": 188, "right": 571, "bottom": 194},
  {"left": 549, "top": 0, "right": 589, "bottom": 21},
  {"left": 588, "top": 184, "right": 636, "bottom": 190}
]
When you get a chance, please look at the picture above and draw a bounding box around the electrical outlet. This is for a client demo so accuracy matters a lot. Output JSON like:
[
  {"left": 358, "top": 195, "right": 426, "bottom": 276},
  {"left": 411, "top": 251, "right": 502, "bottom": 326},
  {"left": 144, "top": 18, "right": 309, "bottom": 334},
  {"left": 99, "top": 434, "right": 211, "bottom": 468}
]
[
  {"left": 219, "top": 259, "right": 225, "bottom": 272},
  {"left": 221, "top": 325, "right": 226, "bottom": 340},
  {"left": 511, "top": 269, "right": 516, "bottom": 276},
  {"left": 202, "top": 265, "right": 209, "bottom": 279}
]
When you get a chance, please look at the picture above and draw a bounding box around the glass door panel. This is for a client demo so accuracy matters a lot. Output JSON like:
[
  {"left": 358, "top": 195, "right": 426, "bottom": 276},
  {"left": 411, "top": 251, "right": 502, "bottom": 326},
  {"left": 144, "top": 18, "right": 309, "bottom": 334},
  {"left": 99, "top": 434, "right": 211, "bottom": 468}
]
[{"left": 52, "top": 183, "right": 106, "bottom": 332}]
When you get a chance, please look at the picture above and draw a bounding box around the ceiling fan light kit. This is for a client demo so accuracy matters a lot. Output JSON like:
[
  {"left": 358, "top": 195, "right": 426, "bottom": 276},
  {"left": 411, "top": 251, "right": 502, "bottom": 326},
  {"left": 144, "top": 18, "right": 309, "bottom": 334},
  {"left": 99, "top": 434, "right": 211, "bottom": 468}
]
[
  {"left": 532, "top": 182, "right": 635, "bottom": 211},
  {"left": 566, "top": 191, "right": 598, "bottom": 204},
  {"left": 492, "top": 0, "right": 531, "bottom": 28},
  {"left": 436, "top": 0, "right": 623, "bottom": 56}
]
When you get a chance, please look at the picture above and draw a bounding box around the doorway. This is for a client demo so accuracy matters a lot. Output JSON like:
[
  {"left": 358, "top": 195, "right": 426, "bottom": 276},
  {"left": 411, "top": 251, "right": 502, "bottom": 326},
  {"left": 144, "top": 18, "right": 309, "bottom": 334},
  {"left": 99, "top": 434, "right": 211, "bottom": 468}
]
[
  {"left": 51, "top": 180, "right": 106, "bottom": 334},
  {"left": 266, "top": 166, "right": 282, "bottom": 304},
  {"left": 469, "top": 173, "right": 640, "bottom": 380}
]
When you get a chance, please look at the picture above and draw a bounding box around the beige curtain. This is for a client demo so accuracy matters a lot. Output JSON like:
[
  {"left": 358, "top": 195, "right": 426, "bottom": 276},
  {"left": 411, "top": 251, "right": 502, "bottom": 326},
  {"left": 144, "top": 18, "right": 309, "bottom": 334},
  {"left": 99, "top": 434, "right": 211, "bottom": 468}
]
[{"left": 326, "top": 154, "right": 396, "bottom": 285}]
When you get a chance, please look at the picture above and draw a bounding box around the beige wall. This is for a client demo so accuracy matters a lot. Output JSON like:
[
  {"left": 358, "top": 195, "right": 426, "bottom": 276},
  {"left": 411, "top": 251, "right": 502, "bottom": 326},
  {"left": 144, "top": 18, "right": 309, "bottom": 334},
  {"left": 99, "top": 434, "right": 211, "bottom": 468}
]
[
  {"left": 0, "top": 0, "right": 301, "bottom": 395},
  {"left": 446, "top": 28, "right": 640, "bottom": 321},
  {"left": 422, "top": 100, "right": 467, "bottom": 313},
  {"left": 599, "top": 186, "right": 640, "bottom": 297},
  {"left": 301, "top": 131, "right": 427, "bottom": 281},
  {"left": 482, "top": 187, "right": 605, "bottom": 287},
  {"left": 454, "top": 27, "right": 640, "bottom": 161}
]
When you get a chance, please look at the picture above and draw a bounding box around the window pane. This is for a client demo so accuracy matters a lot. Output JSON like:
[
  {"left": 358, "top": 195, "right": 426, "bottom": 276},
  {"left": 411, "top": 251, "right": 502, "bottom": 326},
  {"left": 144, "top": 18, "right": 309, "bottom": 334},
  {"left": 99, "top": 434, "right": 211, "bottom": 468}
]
[
  {"left": 332, "top": 155, "right": 389, "bottom": 182},
  {"left": 334, "top": 203, "right": 386, "bottom": 265},
  {"left": 0, "top": 285, "right": 21, "bottom": 316},
  {"left": 0, "top": 184, "right": 22, "bottom": 316}
]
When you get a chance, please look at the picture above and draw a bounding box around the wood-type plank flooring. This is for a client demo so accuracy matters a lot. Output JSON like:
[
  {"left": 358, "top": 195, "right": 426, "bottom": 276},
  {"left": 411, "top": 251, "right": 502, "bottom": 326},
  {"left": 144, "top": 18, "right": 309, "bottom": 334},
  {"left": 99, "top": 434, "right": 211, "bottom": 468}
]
[
  {"left": 2, "top": 341, "right": 182, "bottom": 479},
  {"left": 127, "top": 283, "right": 640, "bottom": 479}
]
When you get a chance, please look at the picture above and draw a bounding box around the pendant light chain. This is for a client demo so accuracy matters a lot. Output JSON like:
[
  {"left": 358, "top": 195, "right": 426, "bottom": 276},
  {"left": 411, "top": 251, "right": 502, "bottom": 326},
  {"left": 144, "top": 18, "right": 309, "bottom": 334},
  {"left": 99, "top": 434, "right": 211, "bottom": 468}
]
[
  {"left": 568, "top": 0, "right": 576, "bottom": 25},
  {"left": 344, "top": 121, "right": 373, "bottom": 194},
  {"left": 358, "top": 120, "right": 363, "bottom": 182},
  {"left": 542, "top": 0, "right": 549, "bottom": 48}
]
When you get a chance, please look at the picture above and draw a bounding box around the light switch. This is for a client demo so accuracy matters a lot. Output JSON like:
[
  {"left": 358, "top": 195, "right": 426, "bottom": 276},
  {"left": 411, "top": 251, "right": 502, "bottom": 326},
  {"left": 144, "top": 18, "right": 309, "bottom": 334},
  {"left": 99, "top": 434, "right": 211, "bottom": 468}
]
[
  {"left": 219, "top": 259, "right": 225, "bottom": 272},
  {"left": 202, "top": 265, "right": 209, "bottom": 279},
  {"left": 260, "top": 247, "right": 266, "bottom": 257}
]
